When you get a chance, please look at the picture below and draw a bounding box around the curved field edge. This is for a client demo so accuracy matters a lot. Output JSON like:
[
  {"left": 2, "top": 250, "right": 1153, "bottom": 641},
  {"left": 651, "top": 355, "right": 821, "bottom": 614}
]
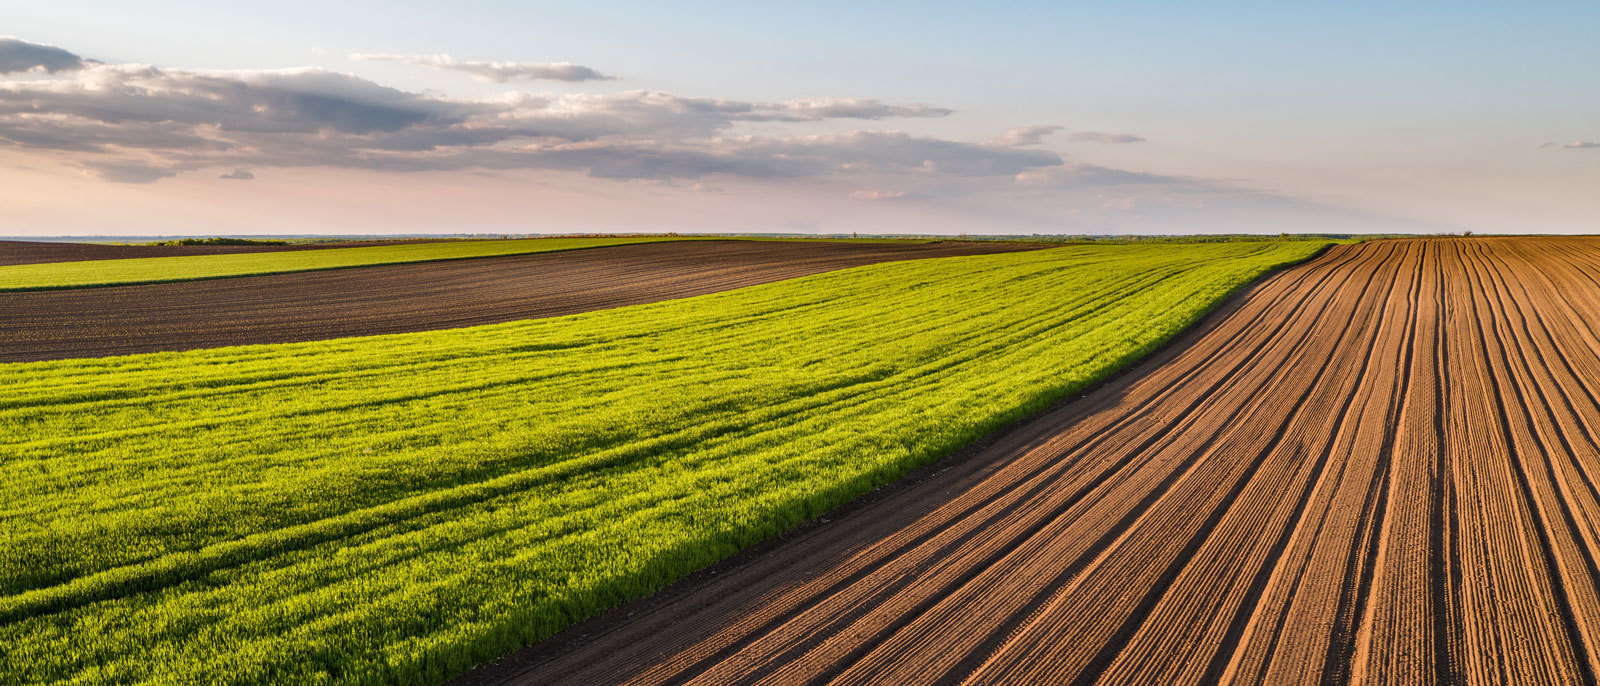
[
  {"left": 0, "top": 236, "right": 683, "bottom": 291},
  {"left": 0, "top": 236, "right": 925, "bottom": 292},
  {"left": 0, "top": 242, "right": 1326, "bottom": 685}
]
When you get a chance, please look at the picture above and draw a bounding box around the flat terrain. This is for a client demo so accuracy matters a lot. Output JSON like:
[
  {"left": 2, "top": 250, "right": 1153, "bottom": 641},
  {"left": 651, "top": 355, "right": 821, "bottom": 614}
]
[
  {"left": 0, "top": 238, "right": 446, "bottom": 266},
  {"left": 0, "top": 242, "right": 1321, "bottom": 685},
  {"left": 0, "top": 239, "right": 1039, "bottom": 361},
  {"left": 0, "top": 236, "right": 693, "bottom": 290},
  {"left": 485, "top": 237, "right": 1600, "bottom": 686}
]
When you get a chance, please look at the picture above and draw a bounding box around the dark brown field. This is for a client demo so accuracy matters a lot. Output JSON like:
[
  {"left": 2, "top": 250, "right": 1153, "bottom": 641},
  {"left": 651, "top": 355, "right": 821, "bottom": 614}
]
[
  {"left": 0, "top": 238, "right": 450, "bottom": 266},
  {"left": 464, "top": 237, "right": 1600, "bottom": 685},
  {"left": 0, "top": 239, "right": 1038, "bottom": 362}
]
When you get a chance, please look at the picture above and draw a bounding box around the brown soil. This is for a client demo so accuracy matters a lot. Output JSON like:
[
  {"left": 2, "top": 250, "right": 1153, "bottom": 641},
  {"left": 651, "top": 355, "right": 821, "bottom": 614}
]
[
  {"left": 0, "top": 238, "right": 454, "bottom": 266},
  {"left": 0, "top": 240, "right": 1040, "bottom": 362},
  {"left": 460, "top": 237, "right": 1600, "bottom": 686}
]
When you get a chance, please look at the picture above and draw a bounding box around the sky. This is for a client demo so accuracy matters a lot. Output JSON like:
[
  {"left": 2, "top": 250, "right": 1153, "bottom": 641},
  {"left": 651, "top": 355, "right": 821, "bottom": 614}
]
[{"left": 1, "top": 1, "right": 1596, "bottom": 236}]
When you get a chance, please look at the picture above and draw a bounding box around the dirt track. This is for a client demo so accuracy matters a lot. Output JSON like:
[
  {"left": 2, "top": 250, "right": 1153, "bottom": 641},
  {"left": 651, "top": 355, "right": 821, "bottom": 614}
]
[
  {"left": 0, "top": 240, "right": 1038, "bottom": 362},
  {"left": 467, "top": 237, "right": 1600, "bottom": 685},
  {"left": 0, "top": 238, "right": 449, "bottom": 266}
]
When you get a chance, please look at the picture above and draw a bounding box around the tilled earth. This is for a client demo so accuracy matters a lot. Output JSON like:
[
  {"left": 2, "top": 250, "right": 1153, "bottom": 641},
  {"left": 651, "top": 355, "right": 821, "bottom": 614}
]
[
  {"left": 0, "top": 238, "right": 448, "bottom": 266},
  {"left": 0, "top": 239, "right": 1040, "bottom": 362},
  {"left": 466, "top": 237, "right": 1600, "bottom": 685}
]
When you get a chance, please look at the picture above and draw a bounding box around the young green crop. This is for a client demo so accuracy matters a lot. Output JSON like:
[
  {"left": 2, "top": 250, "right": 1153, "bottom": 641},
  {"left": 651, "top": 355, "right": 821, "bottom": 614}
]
[
  {"left": 0, "top": 241, "right": 1326, "bottom": 685},
  {"left": 0, "top": 236, "right": 684, "bottom": 291}
]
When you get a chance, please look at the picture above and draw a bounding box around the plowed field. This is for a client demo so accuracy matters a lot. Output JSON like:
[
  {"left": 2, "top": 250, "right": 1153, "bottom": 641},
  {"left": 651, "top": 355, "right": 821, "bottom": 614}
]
[
  {"left": 0, "top": 239, "right": 1036, "bottom": 361},
  {"left": 0, "top": 238, "right": 446, "bottom": 266},
  {"left": 483, "top": 237, "right": 1600, "bottom": 686}
]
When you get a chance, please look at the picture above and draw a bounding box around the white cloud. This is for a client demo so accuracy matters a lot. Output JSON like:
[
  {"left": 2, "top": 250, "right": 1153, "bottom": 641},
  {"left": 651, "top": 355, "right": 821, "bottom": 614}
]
[
  {"left": 993, "top": 125, "right": 1062, "bottom": 146},
  {"left": 1068, "top": 131, "right": 1145, "bottom": 144},
  {"left": 1544, "top": 140, "right": 1599, "bottom": 149},
  {"left": 848, "top": 189, "right": 906, "bottom": 201},
  {"left": 350, "top": 52, "right": 615, "bottom": 82},
  {"left": 773, "top": 98, "right": 950, "bottom": 121},
  {"left": 0, "top": 39, "right": 1056, "bottom": 186}
]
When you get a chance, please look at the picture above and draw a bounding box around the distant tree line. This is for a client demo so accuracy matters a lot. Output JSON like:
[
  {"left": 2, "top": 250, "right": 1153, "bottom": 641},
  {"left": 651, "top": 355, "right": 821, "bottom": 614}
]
[{"left": 147, "top": 237, "right": 290, "bottom": 246}]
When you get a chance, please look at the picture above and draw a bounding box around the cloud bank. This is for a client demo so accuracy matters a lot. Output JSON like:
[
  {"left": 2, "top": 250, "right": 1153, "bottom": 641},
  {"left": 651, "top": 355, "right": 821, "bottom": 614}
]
[
  {"left": 1544, "top": 140, "right": 1599, "bottom": 149},
  {"left": 0, "top": 41, "right": 1063, "bottom": 187}
]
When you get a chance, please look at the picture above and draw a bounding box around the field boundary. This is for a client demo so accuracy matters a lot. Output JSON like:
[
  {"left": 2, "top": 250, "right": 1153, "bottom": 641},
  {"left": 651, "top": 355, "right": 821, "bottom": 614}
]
[
  {"left": 0, "top": 240, "right": 1044, "bottom": 362},
  {"left": 448, "top": 241, "right": 1334, "bottom": 684},
  {"left": 3, "top": 236, "right": 941, "bottom": 292},
  {"left": 0, "top": 237, "right": 693, "bottom": 292}
]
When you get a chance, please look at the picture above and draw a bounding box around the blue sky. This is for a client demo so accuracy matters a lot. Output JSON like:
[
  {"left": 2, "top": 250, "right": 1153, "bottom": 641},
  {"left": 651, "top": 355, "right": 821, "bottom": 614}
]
[{"left": 2, "top": 1, "right": 1596, "bottom": 235}]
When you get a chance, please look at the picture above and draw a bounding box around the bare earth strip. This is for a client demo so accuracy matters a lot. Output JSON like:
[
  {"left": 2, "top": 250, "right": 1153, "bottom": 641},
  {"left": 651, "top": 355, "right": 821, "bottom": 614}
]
[
  {"left": 0, "top": 238, "right": 450, "bottom": 266},
  {"left": 467, "top": 237, "right": 1600, "bottom": 686},
  {"left": 0, "top": 239, "right": 1039, "bottom": 362}
]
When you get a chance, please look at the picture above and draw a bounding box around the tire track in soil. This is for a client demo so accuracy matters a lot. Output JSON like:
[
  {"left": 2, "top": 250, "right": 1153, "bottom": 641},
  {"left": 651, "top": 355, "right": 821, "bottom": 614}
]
[{"left": 455, "top": 237, "right": 1600, "bottom": 686}]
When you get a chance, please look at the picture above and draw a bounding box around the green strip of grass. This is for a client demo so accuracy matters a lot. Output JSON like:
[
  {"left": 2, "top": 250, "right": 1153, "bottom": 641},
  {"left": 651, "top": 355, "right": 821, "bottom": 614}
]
[
  {"left": 0, "top": 236, "right": 689, "bottom": 291},
  {"left": 0, "top": 241, "right": 1326, "bottom": 684}
]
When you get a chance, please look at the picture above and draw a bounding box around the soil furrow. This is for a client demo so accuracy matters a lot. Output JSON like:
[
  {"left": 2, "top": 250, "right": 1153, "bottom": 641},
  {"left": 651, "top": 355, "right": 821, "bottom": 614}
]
[
  {"left": 604, "top": 247, "right": 1375, "bottom": 686},
  {"left": 455, "top": 237, "right": 1600, "bottom": 686}
]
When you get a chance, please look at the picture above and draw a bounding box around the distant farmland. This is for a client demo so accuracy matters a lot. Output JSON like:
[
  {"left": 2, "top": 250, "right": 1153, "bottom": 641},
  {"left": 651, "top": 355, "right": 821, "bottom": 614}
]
[
  {"left": 0, "top": 237, "right": 454, "bottom": 266},
  {"left": 0, "top": 239, "right": 1040, "bottom": 361},
  {"left": 0, "top": 241, "right": 1320, "bottom": 684},
  {"left": 0, "top": 235, "right": 686, "bottom": 290}
]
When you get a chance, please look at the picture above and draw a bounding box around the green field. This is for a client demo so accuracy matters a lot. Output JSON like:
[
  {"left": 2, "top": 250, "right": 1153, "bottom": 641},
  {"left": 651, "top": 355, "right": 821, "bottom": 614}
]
[
  {"left": 0, "top": 241, "right": 1325, "bottom": 684},
  {"left": 0, "top": 237, "right": 683, "bottom": 291}
]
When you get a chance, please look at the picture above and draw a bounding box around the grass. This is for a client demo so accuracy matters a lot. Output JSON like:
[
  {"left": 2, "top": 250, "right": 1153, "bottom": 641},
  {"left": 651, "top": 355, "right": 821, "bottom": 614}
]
[
  {"left": 0, "top": 241, "right": 1327, "bottom": 685},
  {"left": 0, "top": 236, "right": 686, "bottom": 291}
]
